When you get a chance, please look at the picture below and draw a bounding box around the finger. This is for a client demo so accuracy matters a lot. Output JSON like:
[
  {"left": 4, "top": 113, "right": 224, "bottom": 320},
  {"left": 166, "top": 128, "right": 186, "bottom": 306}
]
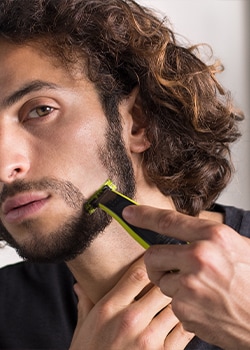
[
  {"left": 144, "top": 244, "right": 189, "bottom": 283},
  {"left": 158, "top": 271, "right": 182, "bottom": 297},
  {"left": 134, "top": 285, "right": 172, "bottom": 324},
  {"left": 149, "top": 303, "right": 179, "bottom": 335},
  {"left": 123, "top": 205, "right": 218, "bottom": 242},
  {"left": 102, "top": 256, "right": 151, "bottom": 307},
  {"left": 164, "top": 322, "right": 195, "bottom": 349},
  {"left": 144, "top": 257, "right": 182, "bottom": 297},
  {"left": 135, "top": 304, "right": 180, "bottom": 349},
  {"left": 74, "top": 283, "right": 94, "bottom": 321}
]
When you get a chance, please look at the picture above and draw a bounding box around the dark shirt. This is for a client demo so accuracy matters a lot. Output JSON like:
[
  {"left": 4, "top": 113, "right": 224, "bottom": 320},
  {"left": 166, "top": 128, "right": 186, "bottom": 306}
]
[{"left": 0, "top": 204, "right": 249, "bottom": 349}]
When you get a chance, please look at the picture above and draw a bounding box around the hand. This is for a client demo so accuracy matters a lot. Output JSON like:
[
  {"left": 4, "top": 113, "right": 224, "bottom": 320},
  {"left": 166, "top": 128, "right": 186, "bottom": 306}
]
[
  {"left": 70, "top": 257, "right": 194, "bottom": 349},
  {"left": 123, "top": 205, "right": 250, "bottom": 349}
]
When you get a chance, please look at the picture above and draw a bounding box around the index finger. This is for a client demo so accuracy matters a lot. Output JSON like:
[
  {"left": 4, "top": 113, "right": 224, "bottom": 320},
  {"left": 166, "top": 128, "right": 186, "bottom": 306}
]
[
  {"left": 122, "top": 205, "right": 219, "bottom": 243},
  {"left": 102, "top": 256, "right": 151, "bottom": 306}
]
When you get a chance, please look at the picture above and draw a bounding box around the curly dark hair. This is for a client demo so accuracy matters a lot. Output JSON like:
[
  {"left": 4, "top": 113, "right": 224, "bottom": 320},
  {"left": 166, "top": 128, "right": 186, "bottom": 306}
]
[{"left": 0, "top": 0, "right": 243, "bottom": 216}]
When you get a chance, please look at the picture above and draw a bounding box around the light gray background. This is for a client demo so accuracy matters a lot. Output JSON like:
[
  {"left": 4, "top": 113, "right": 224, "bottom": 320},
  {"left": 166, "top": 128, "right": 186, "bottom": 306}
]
[{"left": 1, "top": 0, "right": 249, "bottom": 267}]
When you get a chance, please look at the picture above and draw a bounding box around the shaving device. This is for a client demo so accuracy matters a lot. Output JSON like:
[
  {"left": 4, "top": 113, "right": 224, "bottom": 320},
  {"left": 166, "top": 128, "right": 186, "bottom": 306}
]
[{"left": 84, "top": 179, "right": 185, "bottom": 249}]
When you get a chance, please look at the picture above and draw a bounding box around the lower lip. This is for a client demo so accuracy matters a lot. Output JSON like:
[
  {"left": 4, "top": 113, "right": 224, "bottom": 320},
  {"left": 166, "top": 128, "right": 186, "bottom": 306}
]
[{"left": 4, "top": 198, "right": 48, "bottom": 224}]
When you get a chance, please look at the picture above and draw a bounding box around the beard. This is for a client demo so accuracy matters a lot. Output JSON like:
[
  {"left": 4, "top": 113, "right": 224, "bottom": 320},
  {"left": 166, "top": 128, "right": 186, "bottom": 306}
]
[{"left": 0, "top": 122, "right": 136, "bottom": 263}]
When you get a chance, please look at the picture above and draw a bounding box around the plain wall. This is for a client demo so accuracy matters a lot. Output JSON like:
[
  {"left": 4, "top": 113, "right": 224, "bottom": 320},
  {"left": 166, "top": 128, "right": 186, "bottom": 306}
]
[{"left": 0, "top": 0, "right": 249, "bottom": 267}]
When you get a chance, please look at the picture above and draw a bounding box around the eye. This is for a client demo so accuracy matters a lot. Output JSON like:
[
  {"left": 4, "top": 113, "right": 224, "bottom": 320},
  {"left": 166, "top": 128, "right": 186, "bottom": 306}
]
[{"left": 28, "top": 105, "right": 55, "bottom": 119}]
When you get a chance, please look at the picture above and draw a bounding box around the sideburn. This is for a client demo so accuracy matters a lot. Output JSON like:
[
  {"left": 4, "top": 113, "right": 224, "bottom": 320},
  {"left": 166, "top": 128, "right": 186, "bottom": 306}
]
[{"left": 98, "top": 99, "right": 136, "bottom": 200}]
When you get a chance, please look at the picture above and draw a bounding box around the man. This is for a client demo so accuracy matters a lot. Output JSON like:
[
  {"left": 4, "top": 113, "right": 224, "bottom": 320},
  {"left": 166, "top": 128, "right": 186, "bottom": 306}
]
[{"left": 0, "top": 0, "right": 249, "bottom": 349}]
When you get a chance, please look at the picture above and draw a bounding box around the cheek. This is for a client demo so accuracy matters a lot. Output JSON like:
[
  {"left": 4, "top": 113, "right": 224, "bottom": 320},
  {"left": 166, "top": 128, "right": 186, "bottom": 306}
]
[
  {"left": 33, "top": 122, "right": 110, "bottom": 197},
  {"left": 64, "top": 121, "right": 107, "bottom": 166}
]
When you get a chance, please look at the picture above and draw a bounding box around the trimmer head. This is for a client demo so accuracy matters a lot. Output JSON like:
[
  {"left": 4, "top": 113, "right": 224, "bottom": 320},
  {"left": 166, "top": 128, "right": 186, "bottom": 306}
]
[
  {"left": 84, "top": 179, "right": 117, "bottom": 214},
  {"left": 84, "top": 179, "right": 185, "bottom": 249}
]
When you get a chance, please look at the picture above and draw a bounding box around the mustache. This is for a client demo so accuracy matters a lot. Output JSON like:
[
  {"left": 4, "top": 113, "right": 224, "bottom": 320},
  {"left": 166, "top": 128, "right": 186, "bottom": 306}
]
[{"left": 0, "top": 177, "right": 85, "bottom": 210}]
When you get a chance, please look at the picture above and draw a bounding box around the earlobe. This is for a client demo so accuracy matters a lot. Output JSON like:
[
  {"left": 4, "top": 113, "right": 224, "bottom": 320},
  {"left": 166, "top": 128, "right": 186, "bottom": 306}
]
[{"left": 130, "top": 121, "right": 151, "bottom": 153}]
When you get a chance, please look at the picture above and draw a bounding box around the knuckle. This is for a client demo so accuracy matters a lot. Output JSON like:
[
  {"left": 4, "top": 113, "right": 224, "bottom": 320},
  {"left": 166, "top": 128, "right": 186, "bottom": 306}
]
[
  {"left": 120, "top": 308, "right": 140, "bottom": 332},
  {"left": 188, "top": 242, "right": 209, "bottom": 267},
  {"left": 211, "top": 224, "right": 234, "bottom": 251},
  {"left": 188, "top": 225, "right": 232, "bottom": 271},
  {"left": 135, "top": 331, "right": 155, "bottom": 350},
  {"left": 207, "top": 223, "right": 225, "bottom": 242},
  {"left": 179, "top": 273, "right": 200, "bottom": 294},
  {"left": 203, "top": 222, "right": 230, "bottom": 247},
  {"left": 97, "top": 299, "right": 114, "bottom": 319},
  {"left": 128, "top": 265, "right": 149, "bottom": 284},
  {"left": 188, "top": 239, "right": 221, "bottom": 269}
]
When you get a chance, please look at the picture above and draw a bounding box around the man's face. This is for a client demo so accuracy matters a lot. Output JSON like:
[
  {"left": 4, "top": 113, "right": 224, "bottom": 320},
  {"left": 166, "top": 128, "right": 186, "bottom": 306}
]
[{"left": 0, "top": 40, "right": 135, "bottom": 262}]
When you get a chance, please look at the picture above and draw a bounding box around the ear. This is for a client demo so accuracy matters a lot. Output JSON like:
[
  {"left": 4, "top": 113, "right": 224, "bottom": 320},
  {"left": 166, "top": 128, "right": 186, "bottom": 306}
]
[{"left": 120, "top": 87, "right": 151, "bottom": 154}]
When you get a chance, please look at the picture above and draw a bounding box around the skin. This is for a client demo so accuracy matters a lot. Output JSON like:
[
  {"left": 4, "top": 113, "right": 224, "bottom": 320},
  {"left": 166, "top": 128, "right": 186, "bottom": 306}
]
[
  {"left": 123, "top": 205, "right": 250, "bottom": 350},
  {"left": 0, "top": 39, "right": 194, "bottom": 349},
  {"left": 71, "top": 258, "right": 194, "bottom": 350}
]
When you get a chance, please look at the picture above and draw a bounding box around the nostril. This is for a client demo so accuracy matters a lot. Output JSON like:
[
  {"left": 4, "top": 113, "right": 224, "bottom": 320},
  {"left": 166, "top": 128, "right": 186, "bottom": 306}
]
[
  {"left": 8, "top": 169, "right": 19, "bottom": 179},
  {"left": 0, "top": 154, "right": 30, "bottom": 183},
  {"left": 6, "top": 167, "right": 22, "bottom": 182}
]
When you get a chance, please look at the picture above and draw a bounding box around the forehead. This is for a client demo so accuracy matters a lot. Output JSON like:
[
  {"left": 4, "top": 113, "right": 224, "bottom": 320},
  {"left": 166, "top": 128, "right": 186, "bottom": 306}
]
[{"left": 0, "top": 39, "right": 87, "bottom": 104}]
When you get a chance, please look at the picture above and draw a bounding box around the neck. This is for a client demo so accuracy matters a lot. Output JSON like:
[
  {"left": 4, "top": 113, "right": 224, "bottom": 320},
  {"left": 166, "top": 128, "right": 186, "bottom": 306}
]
[
  {"left": 66, "top": 185, "right": 175, "bottom": 303},
  {"left": 66, "top": 219, "right": 145, "bottom": 303}
]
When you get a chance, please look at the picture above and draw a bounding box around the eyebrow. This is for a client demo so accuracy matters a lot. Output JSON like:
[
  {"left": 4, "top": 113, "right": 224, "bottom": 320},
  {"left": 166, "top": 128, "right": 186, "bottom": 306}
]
[{"left": 2, "top": 80, "right": 59, "bottom": 108}]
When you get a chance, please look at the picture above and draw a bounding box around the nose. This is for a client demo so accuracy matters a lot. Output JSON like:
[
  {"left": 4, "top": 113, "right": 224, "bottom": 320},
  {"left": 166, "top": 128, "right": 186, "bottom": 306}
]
[{"left": 0, "top": 125, "right": 30, "bottom": 184}]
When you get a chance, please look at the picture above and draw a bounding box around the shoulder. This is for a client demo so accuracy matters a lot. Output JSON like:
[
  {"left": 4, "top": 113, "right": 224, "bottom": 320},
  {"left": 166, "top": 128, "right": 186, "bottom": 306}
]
[
  {"left": 0, "top": 259, "right": 74, "bottom": 281},
  {"left": 0, "top": 261, "right": 77, "bottom": 348},
  {"left": 0, "top": 260, "right": 76, "bottom": 304}
]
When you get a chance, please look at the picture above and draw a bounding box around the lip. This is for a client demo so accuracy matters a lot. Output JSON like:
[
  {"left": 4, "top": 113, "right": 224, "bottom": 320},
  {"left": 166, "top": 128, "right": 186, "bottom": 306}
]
[{"left": 2, "top": 192, "right": 50, "bottom": 224}]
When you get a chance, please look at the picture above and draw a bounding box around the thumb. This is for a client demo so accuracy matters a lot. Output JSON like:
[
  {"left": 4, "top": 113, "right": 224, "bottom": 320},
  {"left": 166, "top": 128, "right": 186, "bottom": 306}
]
[{"left": 74, "top": 283, "right": 94, "bottom": 322}]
